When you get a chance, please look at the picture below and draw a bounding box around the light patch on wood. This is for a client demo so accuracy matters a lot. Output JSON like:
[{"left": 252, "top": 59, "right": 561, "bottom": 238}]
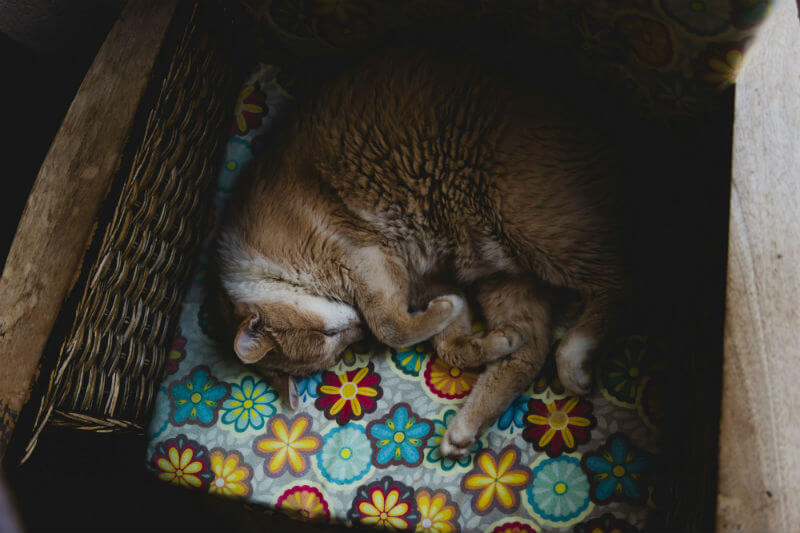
[
  {"left": 0, "top": 0, "right": 181, "bottom": 459},
  {"left": 717, "top": 2, "right": 800, "bottom": 531}
]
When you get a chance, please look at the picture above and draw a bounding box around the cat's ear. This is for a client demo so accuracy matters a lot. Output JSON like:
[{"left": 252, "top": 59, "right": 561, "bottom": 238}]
[
  {"left": 271, "top": 374, "right": 299, "bottom": 411},
  {"left": 234, "top": 314, "right": 275, "bottom": 363}
]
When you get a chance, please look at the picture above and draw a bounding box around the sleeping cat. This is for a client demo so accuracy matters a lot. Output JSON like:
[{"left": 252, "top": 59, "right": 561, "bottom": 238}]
[{"left": 213, "top": 49, "right": 623, "bottom": 457}]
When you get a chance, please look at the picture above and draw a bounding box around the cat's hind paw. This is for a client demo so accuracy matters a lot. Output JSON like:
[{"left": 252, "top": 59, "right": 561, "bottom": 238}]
[
  {"left": 555, "top": 332, "right": 595, "bottom": 395},
  {"left": 427, "top": 294, "right": 466, "bottom": 321}
]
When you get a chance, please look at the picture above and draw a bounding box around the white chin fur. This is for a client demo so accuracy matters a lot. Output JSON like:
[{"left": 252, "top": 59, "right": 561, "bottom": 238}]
[{"left": 226, "top": 282, "right": 360, "bottom": 331}]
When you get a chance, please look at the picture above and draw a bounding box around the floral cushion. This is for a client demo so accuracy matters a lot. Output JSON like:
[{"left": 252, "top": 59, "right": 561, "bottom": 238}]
[
  {"left": 146, "top": 65, "right": 670, "bottom": 532},
  {"left": 237, "top": 0, "right": 773, "bottom": 125}
]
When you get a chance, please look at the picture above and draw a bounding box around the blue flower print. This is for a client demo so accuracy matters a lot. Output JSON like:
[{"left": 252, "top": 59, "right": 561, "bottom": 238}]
[
  {"left": 495, "top": 395, "right": 530, "bottom": 434},
  {"left": 390, "top": 342, "right": 431, "bottom": 377},
  {"left": 367, "top": 403, "right": 433, "bottom": 467},
  {"left": 220, "top": 375, "right": 278, "bottom": 432},
  {"left": 169, "top": 366, "right": 230, "bottom": 427},
  {"left": 425, "top": 409, "right": 481, "bottom": 471},
  {"left": 317, "top": 424, "right": 372, "bottom": 484},
  {"left": 296, "top": 372, "right": 322, "bottom": 401},
  {"left": 250, "top": 133, "right": 268, "bottom": 154},
  {"left": 582, "top": 433, "right": 651, "bottom": 504},
  {"left": 599, "top": 336, "right": 657, "bottom": 406},
  {"left": 527, "top": 455, "right": 592, "bottom": 524},
  {"left": 218, "top": 137, "right": 252, "bottom": 194}
]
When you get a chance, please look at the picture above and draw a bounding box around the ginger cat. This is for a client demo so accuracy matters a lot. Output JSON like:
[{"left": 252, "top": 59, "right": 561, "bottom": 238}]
[{"left": 214, "top": 49, "right": 623, "bottom": 457}]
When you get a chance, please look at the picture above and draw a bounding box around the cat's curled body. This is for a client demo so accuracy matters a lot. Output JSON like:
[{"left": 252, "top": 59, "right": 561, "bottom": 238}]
[{"left": 216, "top": 50, "right": 623, "bottom": 457}]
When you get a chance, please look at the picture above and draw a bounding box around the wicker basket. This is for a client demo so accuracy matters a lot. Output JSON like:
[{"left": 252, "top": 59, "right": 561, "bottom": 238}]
[{"left": 6, "top": 0, "right": 247, "bottom": 460}]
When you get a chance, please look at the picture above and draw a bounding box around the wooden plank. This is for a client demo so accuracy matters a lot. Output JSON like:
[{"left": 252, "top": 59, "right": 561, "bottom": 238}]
[
  {"left": 0, "top": 0, "right": 180, "bottom": 458},
  {"left": 717, "top": 1, "right": 800, "bottom": 531}
]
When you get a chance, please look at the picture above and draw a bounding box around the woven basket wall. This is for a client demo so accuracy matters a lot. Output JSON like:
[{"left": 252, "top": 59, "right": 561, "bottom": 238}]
[{"left": 21, "top": 0, "right": 244, "bottom": 460}]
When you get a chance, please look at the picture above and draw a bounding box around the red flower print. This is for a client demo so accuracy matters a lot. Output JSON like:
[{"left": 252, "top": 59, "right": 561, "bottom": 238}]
[
  {"left": 276, "top": 485, "right": 331, "bottom": 523},
  {"left": 423, "top": 357, "right": 478, "bottom": 400},
  {"left": 490, "top": 520, "right": 539, "bottom": 533},
  {"left": 230, "top": 83, "right": 267, "bottom": 136},
  {"left": 522, "top": 397, "right": 595, "bottom": 457},
  {"left": 166, "top": 329, "right": 187, "bottom": 375},
  {"left": 615, "top": 13, "right": 675, "bottom": 68},
  {"left": 315, "top": 363, "right": 382, "bottom": 425}
]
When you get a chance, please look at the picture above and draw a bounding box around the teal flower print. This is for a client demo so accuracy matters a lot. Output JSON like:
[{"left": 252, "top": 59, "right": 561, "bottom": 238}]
[
  {"left": 527, "top": 455, "right": 591, "bottom": 523},
  {"left": 218, "top": 138, "right": 252, "bottom": 195},
  {"left": 425, "top": 409, "right": 481, "bottom": 471},
  {"left": 220, "top": 375, "right": 277, "bottom": 432},
  {"left": 169, "top": 366, "right": 230, "bottom": 427},
  {"left": 495, "top": 395, "right": 529, "bottom": 434},
  {"left": 660, "top": 0, "right": 731, "bottom": 36},
  {"left": 296, "top": 372, "right": 322, "bottom": 401},
  {"left": 317, "top": 424, "right": 372, "bottom": 484},
  {"left": 367, "top": 403, "right": 432, "bottom": 467},
  {"left": 582, "top": 433, "right": 651, "bottom": 504},
  {"left": 390, "top": 342, "right": 431, "bottom": 377}
]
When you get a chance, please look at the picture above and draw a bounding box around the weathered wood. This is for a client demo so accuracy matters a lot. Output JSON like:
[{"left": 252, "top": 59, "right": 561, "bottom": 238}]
[
  {"left": 717, "top": 1, "right": 800, "bottom": 531},
  {"left": 0, "top": 0, "right": 181, "bottom": 459}
]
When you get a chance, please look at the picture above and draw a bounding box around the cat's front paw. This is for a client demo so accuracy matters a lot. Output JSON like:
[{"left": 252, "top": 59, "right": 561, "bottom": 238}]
[{"left": 440, "top": 414, "right": 480, "bottom": 459}]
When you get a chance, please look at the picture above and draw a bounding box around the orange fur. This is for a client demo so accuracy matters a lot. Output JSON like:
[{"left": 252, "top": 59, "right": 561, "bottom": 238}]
[{"left": 213, "top": 49, "right": 623, "bottom": 453}]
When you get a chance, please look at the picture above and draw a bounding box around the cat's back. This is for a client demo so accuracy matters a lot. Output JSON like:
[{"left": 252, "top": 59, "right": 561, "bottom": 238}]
[
  {"left": 302, "top": 49, "right": 607, "bottom": 226},
  {"left": 292, "top": 49, "right": 619, "bottom": 285},
  {"left": 300, "top": 50, "right": 521, "bottom": 232}
]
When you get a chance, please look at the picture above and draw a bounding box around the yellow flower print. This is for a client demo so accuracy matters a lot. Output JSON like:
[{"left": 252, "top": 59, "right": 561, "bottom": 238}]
[
  {"left": 358, "top": 486, "right": 411, "bottom": 529},
  {"left": 151, "top": 435, "right": 211, "bottom": 490},
  {"left": 347, "top": 476, "right": 418, "bottom": 530},
  {"left": 461, "top": 446, "right": 532, "bottom": 515},
  {"left": 703, "top": 48, "right": 744, "bottom": 91},
  {"left": 416, "top": 489, "right": 459, "bottom": 533},
  {"left": 253, "top": 414, "right": 322, "bottom": 477},
  {"left": 208, "top": 449, "right": 253, "bottom": 498}
]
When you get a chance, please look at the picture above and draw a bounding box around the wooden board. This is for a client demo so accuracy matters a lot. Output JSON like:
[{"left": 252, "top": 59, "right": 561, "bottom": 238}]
[
  {"left": 717, "top": 1, "right": 800, "bottom": 530},
  {"left": 0, "top": 0, "right": 180, "bottom": 459}
]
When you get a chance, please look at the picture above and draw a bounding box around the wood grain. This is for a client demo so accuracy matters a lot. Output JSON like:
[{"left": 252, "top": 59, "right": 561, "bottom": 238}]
[
  {"left": 717, "top": 1, "right": 800, "bottom": 531},
  {"left": 0, "top": 0, "right": 180, "bottom": 458}
]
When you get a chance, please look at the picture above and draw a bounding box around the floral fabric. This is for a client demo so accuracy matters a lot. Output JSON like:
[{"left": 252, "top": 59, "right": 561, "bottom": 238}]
[
  {"left": 237, "top": 0, "right": 773, "bottom": 126},
  {"left": 147, "top": 65, "right": 667, "bottom": 532}
]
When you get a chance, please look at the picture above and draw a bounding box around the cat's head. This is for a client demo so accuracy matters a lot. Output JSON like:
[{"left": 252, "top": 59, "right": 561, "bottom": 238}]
[{"left": 215, "top": 230, "right": 364, "bottom": 408}]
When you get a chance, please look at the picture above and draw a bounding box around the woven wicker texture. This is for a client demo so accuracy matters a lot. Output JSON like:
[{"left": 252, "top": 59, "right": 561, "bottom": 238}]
[{"left": 23, "top": 2, "right": 239, "bottom": 458}]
